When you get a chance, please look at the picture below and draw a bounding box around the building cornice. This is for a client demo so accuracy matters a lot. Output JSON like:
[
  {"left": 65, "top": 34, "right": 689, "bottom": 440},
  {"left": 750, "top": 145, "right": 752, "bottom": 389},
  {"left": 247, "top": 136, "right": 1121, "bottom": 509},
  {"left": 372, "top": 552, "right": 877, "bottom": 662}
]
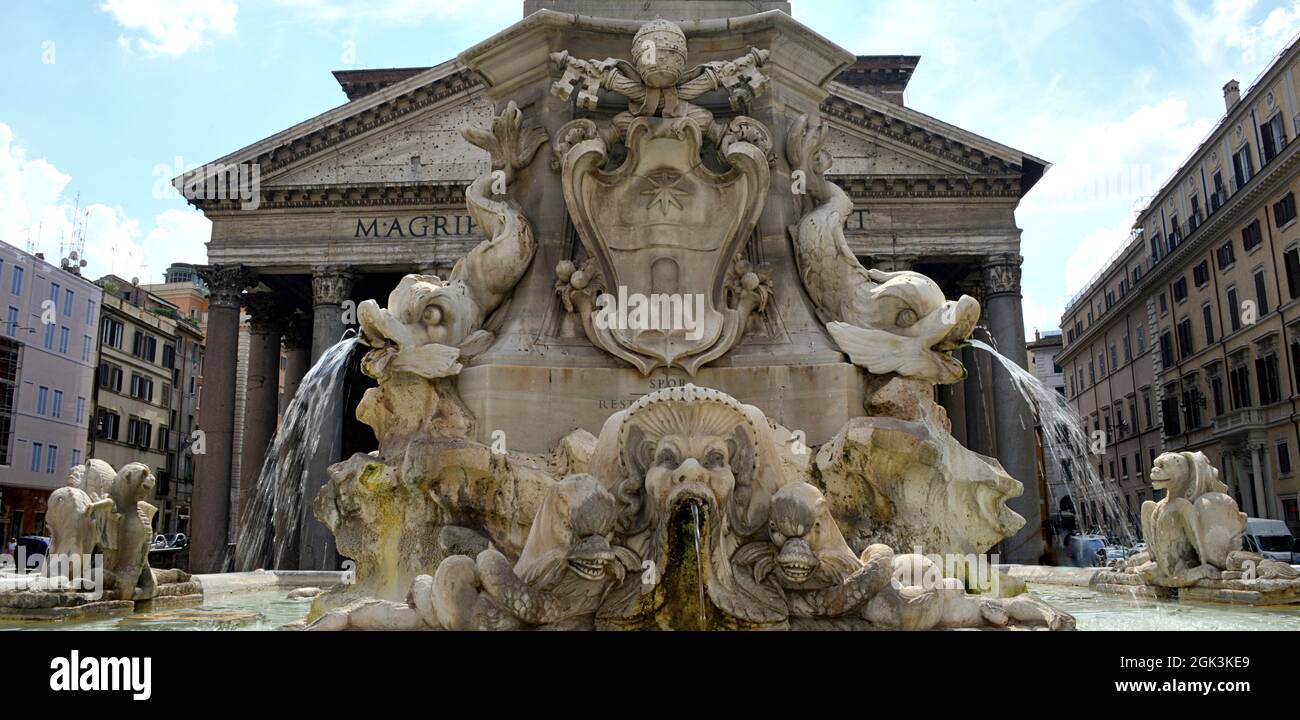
[
  {"left": 193, "top": 181, "right": 470, "bottom": 212},
  {"left": 831, "top": 173, "right": 1021, "bottom": 199},
  {"left": 1058, "top": 139, "right": 1300, "bottom": 365}
]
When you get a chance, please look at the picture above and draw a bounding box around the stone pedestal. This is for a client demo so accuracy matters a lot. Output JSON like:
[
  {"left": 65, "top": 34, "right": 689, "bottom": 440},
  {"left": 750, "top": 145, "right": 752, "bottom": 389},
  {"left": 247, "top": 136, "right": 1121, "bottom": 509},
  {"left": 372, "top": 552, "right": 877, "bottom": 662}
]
[
  {"left": 983, "top": 254, "right": 1043, "bottom": 563},
  {"left": 191, "top": 265, "right": 252, "bottom": 573}
]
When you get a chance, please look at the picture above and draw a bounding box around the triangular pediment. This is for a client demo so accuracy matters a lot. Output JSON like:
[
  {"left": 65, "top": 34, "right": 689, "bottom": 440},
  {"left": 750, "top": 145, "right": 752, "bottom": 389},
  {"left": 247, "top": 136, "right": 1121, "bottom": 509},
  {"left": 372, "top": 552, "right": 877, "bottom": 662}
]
[
  {"left": 823, "top": 82, "right": 1049, "bottom": 191},
  {"left": 264, "top": 94, "right": 493, "bottom": 187},
  {"left": 175, "top": 59, "right": 484, "bottom": 207}
]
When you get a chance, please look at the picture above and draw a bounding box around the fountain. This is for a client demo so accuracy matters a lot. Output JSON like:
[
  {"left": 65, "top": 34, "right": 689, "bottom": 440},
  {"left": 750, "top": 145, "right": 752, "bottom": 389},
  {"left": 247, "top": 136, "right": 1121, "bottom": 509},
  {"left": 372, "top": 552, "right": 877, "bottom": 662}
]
[{"left": 285, "top": 17, "right": 1077, "bottom": 631}]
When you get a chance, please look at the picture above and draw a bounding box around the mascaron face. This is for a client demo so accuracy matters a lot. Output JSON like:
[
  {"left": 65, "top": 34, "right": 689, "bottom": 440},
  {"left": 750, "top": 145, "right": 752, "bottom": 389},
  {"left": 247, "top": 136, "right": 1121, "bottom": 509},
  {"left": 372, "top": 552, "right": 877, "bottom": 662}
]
[{"left": 642, "top": 434, "right": 737, "bottom": 511}]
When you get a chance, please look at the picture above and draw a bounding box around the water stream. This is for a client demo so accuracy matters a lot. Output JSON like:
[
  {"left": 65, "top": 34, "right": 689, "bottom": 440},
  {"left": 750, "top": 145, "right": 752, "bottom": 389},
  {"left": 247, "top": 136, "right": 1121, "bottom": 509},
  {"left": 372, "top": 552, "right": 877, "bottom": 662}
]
[
  {"left": 968, "top": 338, "right": 1138, "bottom": 551},
  {"left": 689, "top": 500, "right": 706, "bottom": 630},
  {"left": 228, "top": 339, "right": 357, "bottom": 571}
]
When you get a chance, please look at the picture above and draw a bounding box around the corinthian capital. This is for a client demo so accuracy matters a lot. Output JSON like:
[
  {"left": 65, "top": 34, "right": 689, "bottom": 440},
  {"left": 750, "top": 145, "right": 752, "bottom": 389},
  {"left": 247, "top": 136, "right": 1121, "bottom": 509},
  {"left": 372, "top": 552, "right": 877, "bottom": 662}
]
[
  {"left": 244, "top": 290, "right": 285, "bottom": 334},
  {"left": 196, "top": 264, "right": 253, "bottom": 309},
  {"left": 312, "top": 265, "right": 356, "bottom": 307},
  {"left": 982, "top": 253, "right": 1022, "bottom": 297}
]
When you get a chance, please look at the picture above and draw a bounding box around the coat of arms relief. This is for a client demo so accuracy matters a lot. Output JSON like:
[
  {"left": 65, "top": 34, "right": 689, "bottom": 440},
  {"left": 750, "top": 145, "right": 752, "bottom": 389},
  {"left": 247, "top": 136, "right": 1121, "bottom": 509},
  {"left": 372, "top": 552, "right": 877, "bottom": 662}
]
[{"left": 551, "top": 18, "right": 776, "bottom": 375}]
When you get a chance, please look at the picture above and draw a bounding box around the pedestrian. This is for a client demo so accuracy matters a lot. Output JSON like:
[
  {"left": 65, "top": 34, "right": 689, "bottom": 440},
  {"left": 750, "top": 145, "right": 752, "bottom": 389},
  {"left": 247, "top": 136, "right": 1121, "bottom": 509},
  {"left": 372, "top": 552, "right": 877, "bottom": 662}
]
[{"left": 6, "top": 537, "right": 15, "bottom": 559}]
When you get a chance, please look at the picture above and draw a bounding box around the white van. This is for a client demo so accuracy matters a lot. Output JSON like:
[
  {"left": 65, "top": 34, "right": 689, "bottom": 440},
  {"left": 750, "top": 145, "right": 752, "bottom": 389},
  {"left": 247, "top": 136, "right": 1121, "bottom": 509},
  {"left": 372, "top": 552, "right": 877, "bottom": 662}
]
[{"left": 1242, "top": 518, "right": 1297, "bottom": 563}]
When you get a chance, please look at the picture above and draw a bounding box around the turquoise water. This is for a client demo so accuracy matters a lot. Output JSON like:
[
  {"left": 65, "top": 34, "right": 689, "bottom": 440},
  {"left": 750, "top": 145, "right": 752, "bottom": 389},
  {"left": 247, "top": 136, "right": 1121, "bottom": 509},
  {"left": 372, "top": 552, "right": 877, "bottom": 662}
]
[
  {"left": 1028, "top": 584, "right": 1300, "bottom": 631},
  {"left": 0, "top": 590, "right": 311, "bottom": 631},
  {"left": 4, "top": 585, "right": 1298, "bottom": 630}
]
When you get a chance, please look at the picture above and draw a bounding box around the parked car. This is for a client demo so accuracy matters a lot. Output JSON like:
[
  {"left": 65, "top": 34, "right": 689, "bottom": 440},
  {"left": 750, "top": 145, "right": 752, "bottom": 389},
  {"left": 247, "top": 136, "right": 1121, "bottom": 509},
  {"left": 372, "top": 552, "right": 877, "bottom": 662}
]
[
  {"left": 1066, "top": 533, "right": 1107, "bottom": 567},
  {"left": 1100, "top": 545, "right": 1129, "bottom": 565},
  {"left": 1242, "top": 518, "right": 1296, "bottom": 563},
  {"left": 151, "top": 534, "right": 169, "bottom": 549},
  {"left": 163, "top": 533, "right": 188, "bottom": 549},
  {"left": 1127, "top": 542, "right": 1149, "bottom": 558},
  {"left": 14, "top": 536, "right": 50, "bottom": 571}
]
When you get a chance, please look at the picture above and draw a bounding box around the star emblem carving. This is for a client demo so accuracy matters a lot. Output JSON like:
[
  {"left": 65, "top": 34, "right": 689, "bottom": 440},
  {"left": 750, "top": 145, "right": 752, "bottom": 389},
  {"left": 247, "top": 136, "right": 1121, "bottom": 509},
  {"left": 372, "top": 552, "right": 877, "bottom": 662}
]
[{"left": 640, "top": 173, "right": 688, "bottom": 215}]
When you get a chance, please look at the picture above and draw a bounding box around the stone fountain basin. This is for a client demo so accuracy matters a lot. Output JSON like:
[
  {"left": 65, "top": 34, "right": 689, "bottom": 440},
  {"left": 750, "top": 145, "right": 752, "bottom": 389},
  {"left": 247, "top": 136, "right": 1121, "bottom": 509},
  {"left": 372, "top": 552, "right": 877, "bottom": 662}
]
[
  {"left": 0, "top": 570, "right": 346, "bottom": 631},
  {"left": 3, "top": 568, "right": 1297, "bottom": 631}
]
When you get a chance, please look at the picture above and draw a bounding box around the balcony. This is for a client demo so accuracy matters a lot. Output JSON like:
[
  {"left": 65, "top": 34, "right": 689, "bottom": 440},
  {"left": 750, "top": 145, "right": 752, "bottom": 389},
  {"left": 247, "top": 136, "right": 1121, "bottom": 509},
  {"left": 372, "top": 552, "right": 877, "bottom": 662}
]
[{"left": 1213, "top": 407, "right": 1268, "bottom": 437}]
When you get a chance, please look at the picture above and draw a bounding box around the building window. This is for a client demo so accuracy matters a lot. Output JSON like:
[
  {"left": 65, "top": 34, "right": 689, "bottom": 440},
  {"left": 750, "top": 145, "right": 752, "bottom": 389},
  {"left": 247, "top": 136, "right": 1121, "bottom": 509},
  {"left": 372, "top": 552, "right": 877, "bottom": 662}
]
[
  {"left": 100, "top": 317, "right": 123, "bottom": 348},
  {"left": 1193, "top": 260, "right": 1209, "bottom": 287},
  {"left": 1278, "top": 441, "right": 1292, "bottom": 475},
  {"left": 85, "top": 299, "right": 94, "bottom": 324},
  {"left": 42, "top": 323, "right": 54, "bottom": 350},
  {"left": 1210, "top": 373, "right": 1225, "bottom": 416},
  {"left": 126, "top": 417, "right": 152, "bottom": 449},
  {"left": 1202, "top": 304, "right": 1215, "bottom": 344},
  {"left": 131, "top": 332, "right": 157, "bottom": 363},
  {"left": 4, "top": 307, "right": 16, "bottom": 337},
  {"left": 1212, "top": 171, "right": 1226, "bottom": 211},
  {"left": 1172, "top": 277, "right": 1187, "bottom": 302},
  {"left": 1088, "top": 360, "right": 1096, "bottom": 384},
  {"left": 1261, "top": 112, "right": 1288, "bottom": 163},
  {"left": 1254, "top": 269, "right": 1270, "bottom": 315},
  {"left": 81, "top": 335, "right": 91, "bottom": 362},
  {"left": 1177, "top": 318, "right": 1194, "bottom": 358},
  {"left": 1233, "top": 144, "right": 1255, "bottom": 188},
  {"left": 1242, "top": 219, "right": 1263, "bottom": 251},
  {"left": 96, "top": 408, "right": 120, "bottom": 440},
  {"left": 75, "top": 396, "right": 85, "bottom": 424},
  {"left": 129, "top": 373, "right": 153, "bottom": 402},
  {"left": 1287, "top": 247, "right": 1300, "bottom": 300},
  {"left": 1109, "top": 344, "right": 1118, "bottom": 370},
  {"left": 36, "top": 386, "right": 47, "bottom": 415},
  {"left": 58, "top": 326, "right": 68, "bottom": 354},
  {"left": 1229, "top": 361, "right": 1253, "bottom": 409},
  {"left": 1137, "top": 324, "right": 1146, "bottom": 353},
  {"left": 162, "top": 343, "right": 175, "bottom": 369},
  {"left": 51, "top": 390, "right": 62, "bottom": 418},
  {"left": 1123, "top": 334, "right": 1132, "bottom": 361},
  {"left": 1227, "top": 287, "right": 1241, "bottom": 331},
  {"left": 31, "top": 442, "right": 42, "bottom": 472},
  {"left": 1159, "top": 331, "right": 1175, "bottom": 367},
  {"left": 62, "top": 289, "right": 73, "bottom": 316},
  {"left": 10, "top": 267, "right": 23, "bottom": 295},
  {"left": 1159, "top": 293, "right": 1168, "bottom": 314},
  {"left": 1151, "top": 235, "right": 1163, "bottom": 263},
  {"left": 1274, "top": 192, "right": 1297, "bottom": 227},
  {"left": 99, "top": 362, "right": 123, "bottom": 393},
  {"left": 45, "top": 445, "right": 57, "bottom": 474},
  {"left": 1217, "top": 240, "right": 1236, "bottom": 269},
  {"left": 1161, "top": 394, "right": 1181, "bottom": 435},
  {"left": 1256, "top": 352, "right": 1282, "bottom": 405}
]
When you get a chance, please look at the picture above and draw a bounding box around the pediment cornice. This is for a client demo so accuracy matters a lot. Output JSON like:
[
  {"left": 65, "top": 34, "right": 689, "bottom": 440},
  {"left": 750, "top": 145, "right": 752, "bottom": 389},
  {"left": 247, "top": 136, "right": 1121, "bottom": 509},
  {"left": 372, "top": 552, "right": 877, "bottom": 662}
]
[
  {"left": 176, "top": 60, "right": 482, "bottom": 208},
  {"left": 823, "top": 82, "right": 1048, "bottom": 188}
]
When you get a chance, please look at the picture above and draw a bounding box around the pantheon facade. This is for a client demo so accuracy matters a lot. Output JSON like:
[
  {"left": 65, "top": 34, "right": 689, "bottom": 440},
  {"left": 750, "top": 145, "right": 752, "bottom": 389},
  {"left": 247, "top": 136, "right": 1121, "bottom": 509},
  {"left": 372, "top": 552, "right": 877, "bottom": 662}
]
[{"left": 180, "top": 1, "right": 1049, "bottom": 572}]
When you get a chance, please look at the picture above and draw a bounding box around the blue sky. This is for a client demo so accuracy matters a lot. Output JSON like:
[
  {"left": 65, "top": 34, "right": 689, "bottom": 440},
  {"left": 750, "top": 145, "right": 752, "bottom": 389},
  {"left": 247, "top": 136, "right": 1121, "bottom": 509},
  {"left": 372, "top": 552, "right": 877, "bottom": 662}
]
[{"left": 2, "top": 0, "right": 1299, "bottom": 335}]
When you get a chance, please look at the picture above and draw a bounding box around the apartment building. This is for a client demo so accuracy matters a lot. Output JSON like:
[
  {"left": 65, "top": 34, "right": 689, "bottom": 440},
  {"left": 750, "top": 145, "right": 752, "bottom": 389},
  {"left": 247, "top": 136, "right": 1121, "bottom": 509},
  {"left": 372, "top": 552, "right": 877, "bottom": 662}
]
[
  {"left": 93, "top": 275, "right": 204, "bottom": 535},
  {"left": 0, "top": 243, "right": 101, "bottom": 540},
  {"left": 1059, "top": 36, "right": 1300, "bottom": 536}
]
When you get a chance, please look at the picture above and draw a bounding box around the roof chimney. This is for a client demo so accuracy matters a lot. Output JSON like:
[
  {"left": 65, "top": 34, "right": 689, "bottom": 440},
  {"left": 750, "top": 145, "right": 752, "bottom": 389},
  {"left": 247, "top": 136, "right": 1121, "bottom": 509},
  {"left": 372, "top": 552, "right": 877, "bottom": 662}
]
[{"left": 1223, "top": 79, "right": 1241, "bottom": 111}]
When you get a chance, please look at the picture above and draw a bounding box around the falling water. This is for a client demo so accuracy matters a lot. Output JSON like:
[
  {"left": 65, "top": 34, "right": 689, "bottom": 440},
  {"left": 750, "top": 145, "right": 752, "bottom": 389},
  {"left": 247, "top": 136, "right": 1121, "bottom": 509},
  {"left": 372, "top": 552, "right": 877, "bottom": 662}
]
[
  {"left": 689, "top": 500, "right": 707, "bottom": 630},
  {"left": 967, "top": 339, "right": 1138, "bottom": 552},
  {"left": 228, "top": 338, "right": 357, "bottom": 571}
]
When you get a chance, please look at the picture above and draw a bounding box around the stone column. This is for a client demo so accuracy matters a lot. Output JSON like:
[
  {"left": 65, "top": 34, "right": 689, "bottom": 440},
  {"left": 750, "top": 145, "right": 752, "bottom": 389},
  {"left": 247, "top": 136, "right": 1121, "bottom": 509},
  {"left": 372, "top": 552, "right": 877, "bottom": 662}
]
[
  {"left": 190, "top": 264, "right": 252, "bottom": 573},
  {"left": 236, "top": 291, "right": 284, "bottom": 525},
  {"left": 281, "top": 311, "right": 312, "bottom": 414},
  {"left": 1249, "top": 441, "right": 1269, "bottom": 519},
  {"left": 310, "top": 266, "right": 356, "bottom": 362},
  {"left": 299, "top": 266, "right": 356, "bottom": 569},
  {"left": 982, "top": 253, "right": 1043, "bottom": 563}
]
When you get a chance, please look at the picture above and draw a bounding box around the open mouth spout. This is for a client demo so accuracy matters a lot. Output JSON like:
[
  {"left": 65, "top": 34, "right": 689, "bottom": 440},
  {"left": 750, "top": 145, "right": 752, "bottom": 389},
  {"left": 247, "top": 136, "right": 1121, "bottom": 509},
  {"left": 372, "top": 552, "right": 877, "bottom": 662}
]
[
  {"left": 776, "top": 538, "right": 820, "bottom": 583},
  {"left": 567, "top": 535, "right": 615, "bottom": 581}
]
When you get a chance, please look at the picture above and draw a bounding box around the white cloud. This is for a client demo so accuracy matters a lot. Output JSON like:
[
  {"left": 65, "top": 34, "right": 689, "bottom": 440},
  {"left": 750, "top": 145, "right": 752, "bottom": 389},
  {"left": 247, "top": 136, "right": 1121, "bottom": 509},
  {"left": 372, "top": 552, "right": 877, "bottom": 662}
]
[
  {"left": 1021, "top": 97, "right": 1213, "bottom": 214},
  {"left": 1062, "top": 219, "right": 1138, "bottom": 297},
  {"left": 0, "top": 123, "right": 209, "bottom": 282},
  {"left": 101, "top": 0, "right": 237, "bottom": 56},
  {"left": 269, "top": 0, "right": 516, "bottom": 24},
  {"left": 1174, "top": 0, "right": 1300, "bottom": 66}
]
